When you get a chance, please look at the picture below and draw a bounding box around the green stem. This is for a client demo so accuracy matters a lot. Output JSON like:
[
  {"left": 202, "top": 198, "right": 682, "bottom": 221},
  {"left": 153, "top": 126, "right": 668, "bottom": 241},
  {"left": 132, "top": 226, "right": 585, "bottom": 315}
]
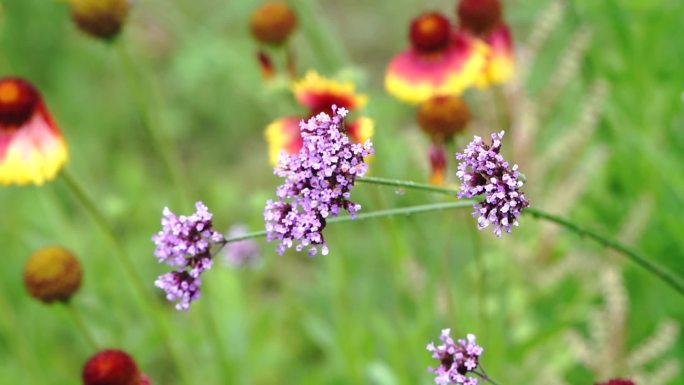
[
  {"left": 475, "top": 364, "right": 502, "bottom": 385},
  {"left": 61, "top": 170, "right": 143, "bottom": 292},
  {"left": 492, "top": 86, "right": 510, "bottom": 131},
  {"left": 64, "top": 303, "right": 99, "bottom": 351},
  {"left": 115, "top": 41, "right": 190, "bottom": 207},
  {"left": 60, "top": 169, "right": 193, "bottom": 385},
  {"left": 0, "top": 288, "right": 43, "bottom": 383},
  {"left": 200, "top": 283, "right": 233, "bottom": 382},
  {"left": 224, "top": 201, "right": 476, "bottom": 244},
  {"left": 356, "top": 176, "right": 459, "bottom": 197},
  {"left": 525, "top": 207, "right": 684, "bottom": 296},
  {"left": 467, "top": 209, "right": 489, "bottom": 342},
  {"left": 355, "top": 176, "right": 684, "bottom": 297}
]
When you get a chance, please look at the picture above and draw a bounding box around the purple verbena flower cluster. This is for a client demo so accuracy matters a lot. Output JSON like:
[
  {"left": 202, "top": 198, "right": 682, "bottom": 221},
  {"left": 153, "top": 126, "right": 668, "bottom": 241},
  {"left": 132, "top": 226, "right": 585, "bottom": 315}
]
[
  {"left": 455, "top": 131, "right": 530, "bottom": 236},
  {"left": 264, "top": 106, "right": 374, "bottom": 256},
  {"left": 427, "top": 329, "right": 484, "bottom": 385},
  {"left": 152, "top": 201, "right": 225, "bottom": 311},
  {"left": 221, "top": 225, "right": 261, "bottom": 268}
]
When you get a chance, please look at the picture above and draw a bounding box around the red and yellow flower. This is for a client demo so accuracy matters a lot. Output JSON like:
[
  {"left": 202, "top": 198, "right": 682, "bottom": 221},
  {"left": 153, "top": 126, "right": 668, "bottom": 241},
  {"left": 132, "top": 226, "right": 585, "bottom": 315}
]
[
  {"left": 457, "top": 0, "right": 515, "bottom": 87},
  {"left": 0, "top": 77, "right": 68, "bottom": 186},
  {"left": 385, "top": 12, "right": 487, "bottom": 104},
  {"left": 265, "top": 71, "right": 374, "bottom": 164}
]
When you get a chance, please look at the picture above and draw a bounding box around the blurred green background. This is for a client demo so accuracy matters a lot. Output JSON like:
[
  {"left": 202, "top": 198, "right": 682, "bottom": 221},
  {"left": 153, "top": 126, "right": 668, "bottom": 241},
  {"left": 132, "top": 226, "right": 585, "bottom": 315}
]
[{"left": 0, "top": 0, "right": 682, "bottom": 384}]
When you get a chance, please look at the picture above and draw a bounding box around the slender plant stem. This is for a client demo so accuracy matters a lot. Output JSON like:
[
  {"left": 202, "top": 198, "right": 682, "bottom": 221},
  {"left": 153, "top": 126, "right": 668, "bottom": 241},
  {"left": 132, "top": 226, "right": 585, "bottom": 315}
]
[
  {"left": 475, "top": 364, "right": 502, "bottom": 385},
  {"left": 441, "top": 211, "right": 458, "bottom": 323},
  {"left": 61, "top": 170, "right": 143, "bottom": 292},
  {"left": 467, "top": 209, "right": 489, "bottom": 343},
  {"left": 354, "top": 176, "right": 684, "bottom": 297},
  {"left": 476, "top": 372, "right": 502, "bottom": 385},
  {"left": 492, "top": 86, "right": 511, "bottom": 132},
  {"left": 357, "top": 176, "right": 459, "bottom": 197},
  {"left": 524, "top": 207, "right": 684, "bottom": 296},
  {"left": 200, "top": 283, "right": 233, "bottom": 382},
  {"left": 60, "top": 169, "right": 193, "bottom": 385},
  {"left": 0, "top": 288, "right": 43, "bottom": 384},
  {"left": 223, "top": 201, "right": 477, "bottom": 245},
  {"left": 115, "top": 41, "right": 190, "bottom": 207},
  {"left": 64, "top": 303, "right": 99, "bottom": 351}
]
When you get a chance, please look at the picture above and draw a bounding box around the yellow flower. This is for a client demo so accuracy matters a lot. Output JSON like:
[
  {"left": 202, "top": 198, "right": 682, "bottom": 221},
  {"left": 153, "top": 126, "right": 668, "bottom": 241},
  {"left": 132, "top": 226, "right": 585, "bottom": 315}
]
[{"left": 265, "top": 71, "right": 374, "bottom": 165}]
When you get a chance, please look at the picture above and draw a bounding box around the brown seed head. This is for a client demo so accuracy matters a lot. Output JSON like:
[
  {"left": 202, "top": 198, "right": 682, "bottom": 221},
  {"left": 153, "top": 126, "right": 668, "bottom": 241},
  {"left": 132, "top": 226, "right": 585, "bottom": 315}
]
[
  {"left": 69, "top": 0, "right": 131, "bottom": 41},
  {"left": 457, "top": 0, "right": 502, "bottom": 36},
  {"left": 417, "top": 95, "right": 471, "bottom": 140},
  {"left": 250, "top": 1, "right": 298, "bottom": 45},
  {"left": 24, "top": 245, "right": 82, "bottom": 303}
]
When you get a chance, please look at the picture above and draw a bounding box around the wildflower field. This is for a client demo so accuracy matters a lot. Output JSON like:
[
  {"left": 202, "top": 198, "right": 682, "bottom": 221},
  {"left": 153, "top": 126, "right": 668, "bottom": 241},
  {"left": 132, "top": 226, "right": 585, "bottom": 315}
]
[{"left": 1, "top": 0, "right": 683, "bottom": 384}]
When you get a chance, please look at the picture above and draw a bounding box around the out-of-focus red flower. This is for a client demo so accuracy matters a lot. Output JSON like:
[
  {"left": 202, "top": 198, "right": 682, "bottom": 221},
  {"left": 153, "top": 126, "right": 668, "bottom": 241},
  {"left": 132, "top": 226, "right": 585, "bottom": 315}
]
[
  {"left": 82, "top": 349, "right": 149, "bottom": 385},
  {"left": 456, "top": 0, "right": 515, "bottom": 87},
  {"left": 595, "top": 379, "right": 635, "bottom": 385},
  {"left": 0, "top": 77, "right": 68, "bottom": 186},
  {"left": 385, "top": 12, "right": 486, "bottom": 104}
]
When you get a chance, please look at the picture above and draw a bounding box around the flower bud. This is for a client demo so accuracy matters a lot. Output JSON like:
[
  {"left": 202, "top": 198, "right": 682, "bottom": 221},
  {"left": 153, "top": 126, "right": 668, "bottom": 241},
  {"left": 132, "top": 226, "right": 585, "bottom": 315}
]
[
  {"left": 24, "top": 245, "right": 82, "bottom": 303},
  {"left": 69, "top": 0, "right": 131, "bottom": 41},
  {"left": 428, "top": 142, "right": 447, "bottom": 185},
  {"left": 417, "top": 95, "right": 470, "bottom": 141},
  {"left": 457, "top": 0, "right": 502, "bottom": 36},
  {"left": 250, "top": 1, "right": 298, "bottom": 45},
  {"left": 82, "top": 349, "right": 146, "bottom": 385}
]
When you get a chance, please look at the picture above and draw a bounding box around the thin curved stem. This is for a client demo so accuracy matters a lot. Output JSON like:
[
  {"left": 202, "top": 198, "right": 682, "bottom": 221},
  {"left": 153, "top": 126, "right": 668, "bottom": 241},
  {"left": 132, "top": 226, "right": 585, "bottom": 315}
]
[
  {"left": 115, "top": 41, "right": 190, "bottom": 207},
  {"left": 475, "top": 363, "right": 502, "bottom": 385},
  {"left": 60, "top": 169, "right": 193, "bottom": 385},
  {"left": 356, "top": 176, "right": 684, "bottom": 297},
  {"left": 64, "top": 303, "right": 99, "bottom": 351},
  {"left": 357, "top": 176, "right": 459, "bottom": 197},
  {"left": 525, "top": 207, "right": 684, "bottom": 295},
  {"left": 223, "top": 201, "right": 477, "bottom": 244}
]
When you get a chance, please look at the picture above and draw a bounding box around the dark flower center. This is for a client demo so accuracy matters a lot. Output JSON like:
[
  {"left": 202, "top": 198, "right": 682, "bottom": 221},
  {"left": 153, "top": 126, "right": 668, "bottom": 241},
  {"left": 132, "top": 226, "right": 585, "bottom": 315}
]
[
  {"left": 457, "top": 0, "right": 502, "bottom": 36},
  {"left": 309, "top": 93, "right": 354, "bottom": 117},
  {"left": 439, "top": 353, "right": 454, "bottom": 369},
  {"left": 417, "top": 95, "right": 471, "bottom": 140},
  {"left": 0, "top": 77, "right": 39, "bottom": 127},
  {"left": 410, "top": 12, "right": 452, "bottom": 53}
]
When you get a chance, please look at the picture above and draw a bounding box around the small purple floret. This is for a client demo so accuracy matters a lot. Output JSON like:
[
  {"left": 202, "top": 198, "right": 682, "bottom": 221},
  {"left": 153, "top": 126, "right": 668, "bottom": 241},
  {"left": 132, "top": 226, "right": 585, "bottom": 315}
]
[
  {"left": 221, "top": 225, "right": 261, "bottom": 268},
  {"left": 456, "top": 131, "right": 529, "bottom": 236},
  {"left": 152, "top": 201, "right": 225, "bottom": 311},
  {"left": 264, "top": 106, "right": 373, "bottom": 256},
  {"left": 427, "top": 329, "right": 484, "bottom": 385}
]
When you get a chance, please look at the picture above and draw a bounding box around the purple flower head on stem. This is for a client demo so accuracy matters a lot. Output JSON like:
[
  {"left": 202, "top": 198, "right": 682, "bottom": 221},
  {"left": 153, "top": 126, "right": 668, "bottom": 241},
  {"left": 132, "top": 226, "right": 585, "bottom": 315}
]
[
  {"left": 264, "top": 105, "right": 373, "bottom": 256},
  {"left": 152, "top": 201, "right": 225, "bottom": 311},
  {"left": 427, "top": 329, "right": 484, "bottom": 385},
  {"left": 221, "top": 225, "right": 261, "bottom": 268},
  {"left": 456, "top": 131, "right": 529, "bottom": 236}
]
